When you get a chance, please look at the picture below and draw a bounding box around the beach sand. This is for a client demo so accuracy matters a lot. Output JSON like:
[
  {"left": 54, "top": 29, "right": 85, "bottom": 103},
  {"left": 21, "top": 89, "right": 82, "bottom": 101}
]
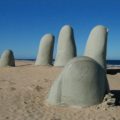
[{"left": 0, "top": 60, "right": 120, "bottom": 120}]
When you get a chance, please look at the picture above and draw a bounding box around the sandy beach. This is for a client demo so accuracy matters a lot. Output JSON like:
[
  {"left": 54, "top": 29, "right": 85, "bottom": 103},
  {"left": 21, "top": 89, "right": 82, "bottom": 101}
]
[{"left": 0, "top": 60, "right": 120, "bottom": 120}]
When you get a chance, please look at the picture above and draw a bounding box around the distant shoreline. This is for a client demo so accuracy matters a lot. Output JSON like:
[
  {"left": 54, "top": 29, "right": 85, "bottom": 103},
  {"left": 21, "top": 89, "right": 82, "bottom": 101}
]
[
  {"left": 15, "top": 59, "right": 120, "bottom": 66},
  {"left": 16, "top": 59, "right": 35, "bottom": 61}
]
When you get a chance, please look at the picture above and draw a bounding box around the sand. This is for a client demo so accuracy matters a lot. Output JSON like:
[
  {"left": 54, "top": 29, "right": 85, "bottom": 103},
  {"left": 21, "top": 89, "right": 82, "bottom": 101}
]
[{"left": 0, "top": 60, "right": 120, "bottom": 120}]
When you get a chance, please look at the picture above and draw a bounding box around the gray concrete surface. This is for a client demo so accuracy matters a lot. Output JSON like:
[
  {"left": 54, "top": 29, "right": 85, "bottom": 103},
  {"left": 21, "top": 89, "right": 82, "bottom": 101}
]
[
  {"left": 84, "top": 25, "right": 108, "bottom": 69},
  {"left": 35, "top": 34, "right": 54, "bottom": 65},
  {"left": 54, "top": 25, "right": 76, "bottom": 66},
  {"left": 47, "top": 56, "right": 109, "bottom": 107},
  {"left": 0, "top": 49, "right": 15, "bottom": 67}
]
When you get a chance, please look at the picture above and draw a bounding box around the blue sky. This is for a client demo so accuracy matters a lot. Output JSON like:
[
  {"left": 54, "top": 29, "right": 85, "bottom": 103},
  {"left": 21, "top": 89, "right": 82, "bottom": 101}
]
[{"left": 0, "top": 0, "right": 120, "bottom": 59}]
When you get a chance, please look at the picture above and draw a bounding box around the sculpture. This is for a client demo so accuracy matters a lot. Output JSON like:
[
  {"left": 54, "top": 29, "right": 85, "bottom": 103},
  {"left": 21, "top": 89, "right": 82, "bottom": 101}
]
[
  {"left": 0, "top": 49, "right": 15, "bottom": 67},
  {"left": 54, "top": 25, "right": 76, "bottom": 66},
  {"left": 84, "top": 25, "right": 108, "bottom": 69},
  {"left": 35, "top": 34, "right": 54, "bottom": 65},
  {"left": 47, "top": 56, "right": 109, "bottom": 107}
]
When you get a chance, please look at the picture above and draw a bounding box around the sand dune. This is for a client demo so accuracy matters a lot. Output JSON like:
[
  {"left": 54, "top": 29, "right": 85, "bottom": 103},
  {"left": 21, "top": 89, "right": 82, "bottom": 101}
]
[{"left": 0, "top": 60, "right": 120, "bottom": 120}]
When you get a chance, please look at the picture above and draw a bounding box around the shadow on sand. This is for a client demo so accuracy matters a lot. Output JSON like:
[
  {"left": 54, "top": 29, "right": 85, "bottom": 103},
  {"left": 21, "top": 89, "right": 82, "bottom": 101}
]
[
  {"left": 111, "top": 90, "right": 120, "bottom": 106},
  {"left": 107, "top": 69, "right": 120, "bottom": 75}
]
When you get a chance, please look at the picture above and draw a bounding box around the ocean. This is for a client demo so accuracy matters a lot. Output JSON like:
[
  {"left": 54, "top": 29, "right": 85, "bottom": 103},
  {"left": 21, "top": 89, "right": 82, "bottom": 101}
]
[{"left": 107, "top": 60, "right": 120, "bottom": 65}]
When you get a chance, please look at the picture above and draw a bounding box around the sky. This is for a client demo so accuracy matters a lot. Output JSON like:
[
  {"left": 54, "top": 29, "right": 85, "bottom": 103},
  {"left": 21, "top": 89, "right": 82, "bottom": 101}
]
[{"left": 0, "top": 0, "right": 120, "bottom": 59}]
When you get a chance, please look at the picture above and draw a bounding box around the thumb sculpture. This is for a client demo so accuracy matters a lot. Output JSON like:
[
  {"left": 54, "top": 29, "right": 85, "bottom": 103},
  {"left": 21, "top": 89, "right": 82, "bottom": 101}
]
[
  {"left": 84, "top": 25, "right": 108, "bottom": 69},
  {"left": 54, "top": 25, "right": 76, "bottom": 66},
  {"left": 35, "top": 34, "right": 54, "bottom": 65},
  {"left": 46, "top": 56, "right": 109, "bottom": 107},
  {"left": 0, "top": 49, "right": 15, "bottom": 67}
]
